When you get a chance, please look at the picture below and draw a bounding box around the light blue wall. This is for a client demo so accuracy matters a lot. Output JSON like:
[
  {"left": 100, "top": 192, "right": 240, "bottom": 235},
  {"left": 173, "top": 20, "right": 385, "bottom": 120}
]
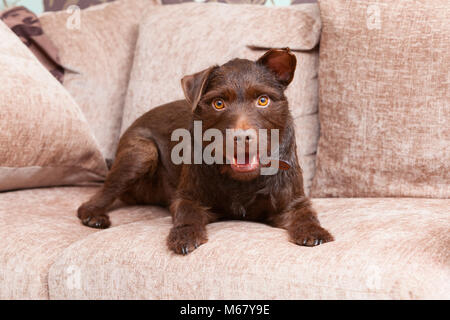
[{"left": 0, "top": 0, "right": 44, "bottom": 14}]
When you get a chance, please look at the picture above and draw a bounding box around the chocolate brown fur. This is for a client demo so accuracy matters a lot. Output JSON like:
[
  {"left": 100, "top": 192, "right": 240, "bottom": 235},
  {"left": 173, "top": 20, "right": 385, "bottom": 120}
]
[{"left": 78, "top": 49, "right": 333, "bottom": 254}]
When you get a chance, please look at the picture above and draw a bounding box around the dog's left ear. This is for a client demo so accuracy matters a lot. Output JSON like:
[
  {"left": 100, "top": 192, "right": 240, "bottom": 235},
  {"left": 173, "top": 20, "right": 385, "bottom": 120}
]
[
  {"left": 257, "top": 48, "right": 297, "bottom": 86},
  {"left": 181, "top": 66, "right": 215, "bottom": 111}
]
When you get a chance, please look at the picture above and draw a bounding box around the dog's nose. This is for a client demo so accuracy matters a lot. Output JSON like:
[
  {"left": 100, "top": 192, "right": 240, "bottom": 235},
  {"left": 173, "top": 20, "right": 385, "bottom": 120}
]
[
  {"left": 233, "top": 116, "right": 257, "bottom": 144},
  {"left": 233, "top": 129, "right": 257, "bottom": 143}
]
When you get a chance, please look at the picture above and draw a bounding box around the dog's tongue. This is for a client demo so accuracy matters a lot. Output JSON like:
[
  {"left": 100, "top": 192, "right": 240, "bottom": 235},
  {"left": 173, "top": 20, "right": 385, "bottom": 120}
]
[{"left": 231, "top": 154, "right": 259, "bottom": 172}]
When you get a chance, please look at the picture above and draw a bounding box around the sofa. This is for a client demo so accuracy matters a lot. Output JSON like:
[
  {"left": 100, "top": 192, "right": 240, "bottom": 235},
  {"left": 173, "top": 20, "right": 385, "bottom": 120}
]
[{"left": 0, "top": 0, "right": 448, "bottom": 300}]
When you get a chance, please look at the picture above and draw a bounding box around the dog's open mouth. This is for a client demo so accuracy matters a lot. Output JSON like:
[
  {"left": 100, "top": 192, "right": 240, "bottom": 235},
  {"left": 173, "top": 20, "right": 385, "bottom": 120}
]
[{"left": 230, "top": 153, "right": 260, "bottom": 172}]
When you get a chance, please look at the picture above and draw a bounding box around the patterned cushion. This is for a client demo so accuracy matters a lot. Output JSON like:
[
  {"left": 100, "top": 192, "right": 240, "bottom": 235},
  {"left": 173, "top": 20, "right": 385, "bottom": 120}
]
[
  {"left": 0, "top": 6, "right": 65, "bottom": 82},
  {"left": 43, "top": 0, "right": 116, "bottom": 11},
  {"left": 41, "top": 0, "right": 317, "bottom": 11},
  {"left": 161, "top": 0, "right": 316, "bottom": 4}
]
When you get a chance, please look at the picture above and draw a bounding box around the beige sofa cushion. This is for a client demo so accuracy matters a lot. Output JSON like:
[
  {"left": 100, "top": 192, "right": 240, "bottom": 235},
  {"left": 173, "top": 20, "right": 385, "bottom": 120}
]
[
  {"left": 311, "top": 0, "right": 450, "bottom": 198},
  {"left": 48, "top": 198, "right": 450, "bottom": 299},
  {"left": 0, "top": 20, "right": 107, "bottom": 192},
  {"left": 40, "top": 0, "right": 159, "bottom": 160},
  {"left": 0, "top": 186, "right": 168, "bottom": 299},
  {"left": 122, "top": 2, "right": 321, "bottom": 195}
]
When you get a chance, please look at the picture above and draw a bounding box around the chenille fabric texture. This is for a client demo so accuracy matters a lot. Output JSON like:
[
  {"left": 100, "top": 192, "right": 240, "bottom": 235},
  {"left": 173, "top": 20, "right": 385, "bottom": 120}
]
[
  {"left": 39, "top": 0, "right": 159, "bottom": 160},
  {"left": 43, "top": 193, "right": 449, "bottom": 299},
  {"left": 311, "top": 0, "right": 450, "bottom": 198},
  {"left": 1, "top": 186, "right": 448, "bottom": 299},
  {"left": 122, "top": 2, "right": 322, "bottom": 195},
  {"left": 0, "top": 186, "right": 169, "bottom": 299},
  {"left": 0, "top": 20, "right": 107, "bottom": 192}
]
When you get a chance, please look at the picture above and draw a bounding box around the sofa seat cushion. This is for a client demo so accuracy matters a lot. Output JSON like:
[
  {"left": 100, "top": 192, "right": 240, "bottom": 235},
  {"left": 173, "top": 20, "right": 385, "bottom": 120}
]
[
  {"left": 0, "top": 186, "right": 168, "bottom": 299},
  {"left": 47, "top": 198, "right": 450, "bottom": 299}
]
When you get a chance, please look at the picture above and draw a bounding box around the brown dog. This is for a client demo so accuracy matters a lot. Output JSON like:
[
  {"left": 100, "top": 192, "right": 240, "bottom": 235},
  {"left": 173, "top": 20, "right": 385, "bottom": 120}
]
[{"left": 78, "top": 48, "right": 333, "bottom": 254}]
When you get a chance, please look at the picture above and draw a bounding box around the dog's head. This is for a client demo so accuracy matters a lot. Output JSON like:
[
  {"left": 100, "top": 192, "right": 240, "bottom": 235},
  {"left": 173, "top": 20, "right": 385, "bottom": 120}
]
[{"left": 181, "top": 48, "right": 296, "bottom": 181}]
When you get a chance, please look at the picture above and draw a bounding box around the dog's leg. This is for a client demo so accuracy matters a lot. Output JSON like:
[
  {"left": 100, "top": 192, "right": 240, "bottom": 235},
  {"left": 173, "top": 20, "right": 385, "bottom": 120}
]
[
  {"left": 271, "top": 197, "right": 334, "bottom": 247},
  {"left": 77, "top": 136, "right": 158, "bottom": 229},
  {"left": 167, "top": 198, "right": 214, "bottom": 255}
]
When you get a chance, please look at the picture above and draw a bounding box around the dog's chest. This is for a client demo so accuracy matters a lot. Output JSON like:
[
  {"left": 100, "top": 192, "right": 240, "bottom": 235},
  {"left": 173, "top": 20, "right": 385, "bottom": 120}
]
[{"left": 226, "top": 193, "right": 276, "bottom": 221}]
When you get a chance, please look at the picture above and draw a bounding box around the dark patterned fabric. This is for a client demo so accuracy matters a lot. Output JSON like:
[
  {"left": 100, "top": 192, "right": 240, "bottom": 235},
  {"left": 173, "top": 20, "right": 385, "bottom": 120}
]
[
  {"left": 43, "top": 0, "right": 316, "bottom": 10},
  {"left": 43, "top": 0, "right": 115, "bottom": 12},
  {"left": 161, "top": 0, "right": 316, "bottom": 4},
  {"left": 0, "top": 6, "right": 65, "bottom": 82}
]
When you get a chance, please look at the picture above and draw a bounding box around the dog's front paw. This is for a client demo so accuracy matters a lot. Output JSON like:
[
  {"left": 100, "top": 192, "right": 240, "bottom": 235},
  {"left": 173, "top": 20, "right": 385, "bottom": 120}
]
[
  {"left": 167, "top": 225, "right": 207, "bottom": 255},
  {"left": 77, "top": 203, "right": 111, "bottom": 229},
  {"left": 290, "top": 223, "right": 334, "bottom": 247}
]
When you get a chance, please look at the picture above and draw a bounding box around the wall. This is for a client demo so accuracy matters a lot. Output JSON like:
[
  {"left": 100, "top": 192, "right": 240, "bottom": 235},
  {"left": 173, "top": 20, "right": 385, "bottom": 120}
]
[{"left": 0, "top": 0, "right": 44, "bottom": 14}]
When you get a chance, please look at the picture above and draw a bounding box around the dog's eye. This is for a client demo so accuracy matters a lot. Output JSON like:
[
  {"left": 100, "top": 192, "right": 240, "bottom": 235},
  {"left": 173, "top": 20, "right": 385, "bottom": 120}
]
[
  {"left": 212, "top": 99, "right": 225, "bottom": 110},
  {"left": 256, "top": 95, "right": 270, "bottom": 108}
]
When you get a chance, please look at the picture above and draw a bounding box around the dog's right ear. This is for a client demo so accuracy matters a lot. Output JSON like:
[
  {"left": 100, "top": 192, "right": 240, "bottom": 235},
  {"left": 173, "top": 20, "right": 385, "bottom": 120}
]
[
  {"left": 257, "top": 48, "right": 297, "bottom": 86},
  {"left": 181, "top": 67, "right": 215, "bottom": 111}
]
